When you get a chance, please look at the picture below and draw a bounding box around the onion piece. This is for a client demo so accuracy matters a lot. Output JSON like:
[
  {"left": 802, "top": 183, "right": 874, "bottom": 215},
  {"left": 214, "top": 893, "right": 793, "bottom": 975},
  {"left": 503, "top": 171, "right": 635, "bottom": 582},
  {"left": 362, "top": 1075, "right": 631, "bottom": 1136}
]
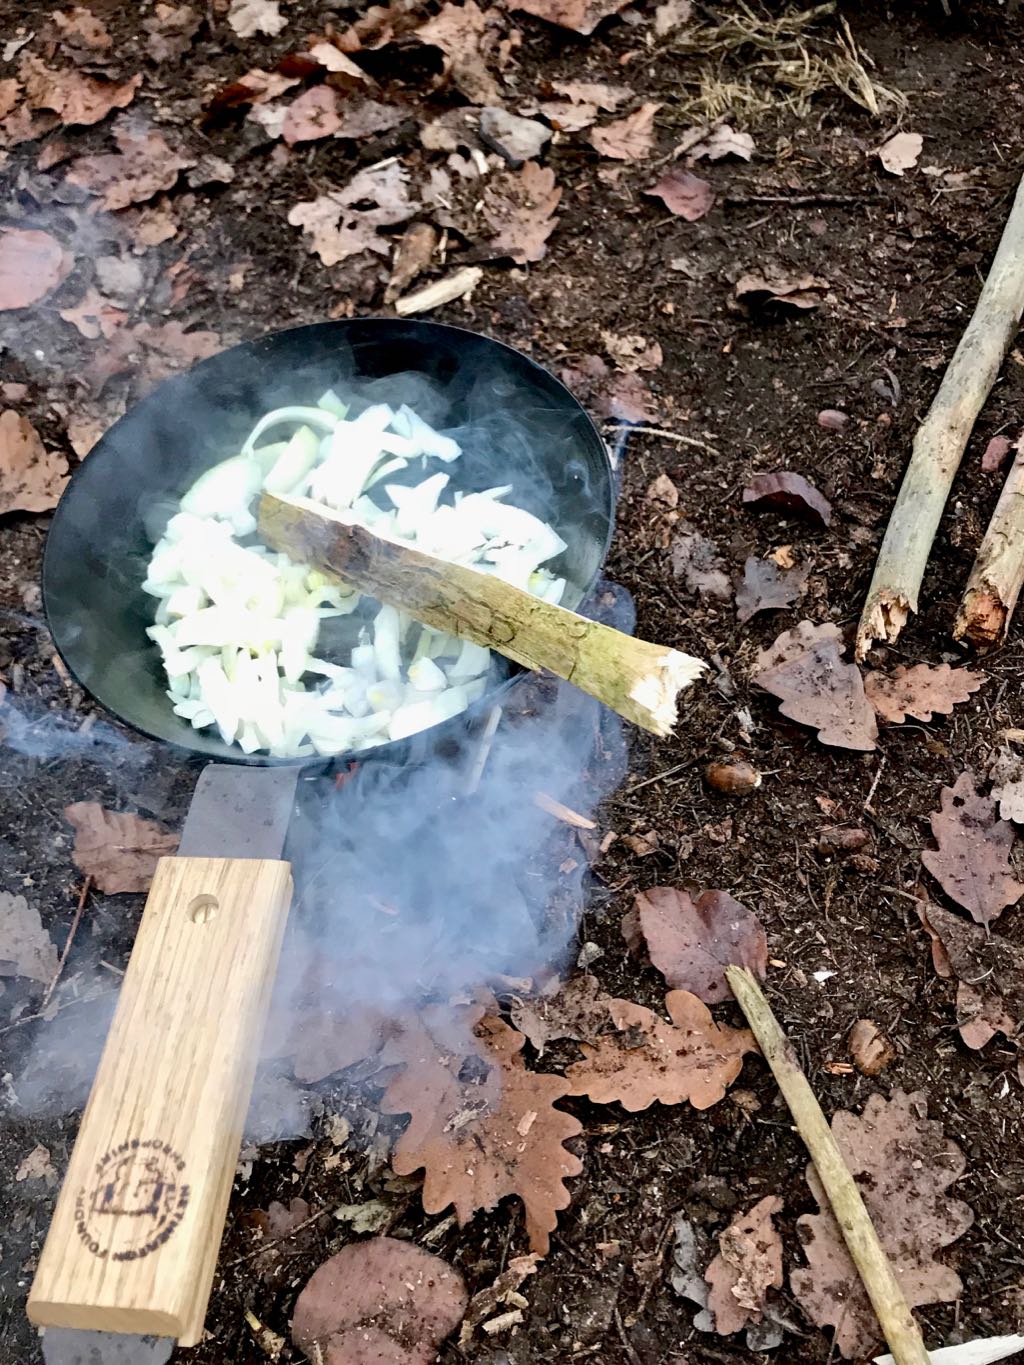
[
  {"left": 241, "top": 406, "right": 338, "bottom": 455},
  {"left": 180, "top": 455, "right": 262, "bottom": 521},
  {"left": 263, "top": 425, "right": 321, "bottom": 496}
]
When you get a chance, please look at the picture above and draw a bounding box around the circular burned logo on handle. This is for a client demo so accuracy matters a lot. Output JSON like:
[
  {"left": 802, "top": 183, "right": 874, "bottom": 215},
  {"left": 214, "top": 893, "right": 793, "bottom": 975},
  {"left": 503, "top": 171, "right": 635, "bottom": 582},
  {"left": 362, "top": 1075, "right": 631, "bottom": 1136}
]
[{"left": 76, "top": 1139, "right": 190, "bottom": 1262}]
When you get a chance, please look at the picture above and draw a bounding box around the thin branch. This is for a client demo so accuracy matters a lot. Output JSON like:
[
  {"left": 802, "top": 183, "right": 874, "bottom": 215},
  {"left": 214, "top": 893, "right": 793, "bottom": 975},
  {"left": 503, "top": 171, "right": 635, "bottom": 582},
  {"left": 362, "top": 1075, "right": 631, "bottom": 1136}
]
[
  {"left": 41, "top": 876, "right": 92, "bottom": 1011},
  {"left": 954, "top": 452, "right": 1024, "bottom": 647}
]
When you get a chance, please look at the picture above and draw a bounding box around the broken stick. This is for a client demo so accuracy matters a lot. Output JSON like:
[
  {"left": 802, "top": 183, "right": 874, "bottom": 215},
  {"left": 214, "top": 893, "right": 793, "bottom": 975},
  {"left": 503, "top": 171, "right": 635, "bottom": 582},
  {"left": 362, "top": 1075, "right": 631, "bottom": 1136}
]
[
  {"left": 725, "top": 966, "right": 931, "bottom": 1365},
  {"left": 953, "top": 451, "right": 1024, "bottom": 647},
  {"left": 259, "top": 492, "right": 706, "bottom": 736},
  {"left": 856, "top": 170, "right": 1024, "bottom": 660}
]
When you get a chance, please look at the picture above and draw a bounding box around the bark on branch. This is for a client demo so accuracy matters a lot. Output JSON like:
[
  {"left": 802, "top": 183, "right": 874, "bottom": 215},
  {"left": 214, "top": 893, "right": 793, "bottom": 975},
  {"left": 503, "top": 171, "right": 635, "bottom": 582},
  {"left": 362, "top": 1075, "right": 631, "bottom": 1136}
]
[{"left": 954, "top": 452, "right": 1024, "bottom": 647}]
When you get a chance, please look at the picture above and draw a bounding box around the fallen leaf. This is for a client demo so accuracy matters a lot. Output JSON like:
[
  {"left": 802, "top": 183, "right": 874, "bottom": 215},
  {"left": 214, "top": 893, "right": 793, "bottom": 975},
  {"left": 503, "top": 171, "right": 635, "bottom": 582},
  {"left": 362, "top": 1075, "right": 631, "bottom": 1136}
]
[
  {"left": 989, "top": 746, "right": 1024, "bottom": 823},
  {"left": 588, "top": 102, "right": 661, "bottom": 160},
  {"left": 19, "top": 54, "right": 140, "bottom": 127},
  {"left": 333, "top": 97, "right": 406, "bottom": 140},
  {"left": 848, "top": 1019, "right": 896, "bottom": 1076},
  {"left": 688, "top": 123, "right": 754, "bottom": 161},
  {"left": 514, "top": 0, "right": 632, "bottom": 34},
  {"left": 415, "top": 0, "right": 500, "bottom": 104},
  {"left": 671, "top": 524, "right": 731, "bottom": 601},
  {"left": 0, "top": 228, "right": 70, "bottom": 312},
  {"left": 381, "top": 1007, "right": 582, "bottom": 1253},
  {"left": 921, "top": 771, "right": 1023, "bottom": 927},
  {"left": 385, "top": 222, "right": 438, "bottom": 303},
  {"left": 509, "top": 974, "right": 611, "bottom": 1055},
  {"left": 646, "top": 168, "right": 714, "bottom": 221},
  {"left": 734, "top": 272, "right": 829, "bottom": 311},
  {"left": 742, "top": 470, "right": 833, "bottom": 528},
  {"left": 143, "top": 4, "right": 202, "bottom": 62},
  {"left": 52, "top": 7, "right": 113, "bottom": 53},
  {"left": 735, "top": 556, "right": 807, "bottom": 623},
  {"left": 251, "top": 1195, "right": 313, "bottom": 1241},
  {"left": 59, "top": 287, "right": 127, "bottom": 340},
  {"left": 538, "top": 100, "right": 597, "bottom": 133},
  {"left": 877, "top": 131, "right": 922, "bottom": 176},
  {"left": 459, "top": 1254, "right": 539, "bottom": 1346},
  {"left": 631, "top": 887, "right": 767, "bottom": 1004},
  {"left": 559, "top": 354, "right": 658, "bottom": 423},
  {"left": 64, "top": 802, "right": 179, "bottom": 894},
  {"left": 601, "top": 331, "right": 662, "bottom": 372},
  {"left": 550, "top": 79, "right": 631, "bottom": 110},
  {"left": 128, "top": 200, "right": 180, "bottom": 250},
  {"left": 482, "top": 161, "right": 561, "bottom": 264},
  {"left": 90, "top": 320, "right": 221, "bottom": 389},
  {"left": 289, "top": 161, "right": 417, "bottom": 267},
  {"left": 653, "top": 0, "right": 692, "bottom": 35},
  {"left": 292, "top": 1237, "right": 468, "bottom": 1365},
  {"left": 752, "top": 621, "right": 877, "bottom": 751},
  {"left": 16, "top": 1144, "right": 57, "bottom": 1184},
  {"left": 205, "top": 67, "right": 300, "bottom": 120},
  {"left": 479, "top": 107, "right": 551, "bottom": 167},
  {"left": 566, "top": 990, "right": 755, "bottom": 1111},
  {"left": 791, "top": 1090, "right": 973, "bottom": 1359},
  {"left": 281, "top": 87, "right": 342, "bottom": 145},
  {"left": 335, "top": 0, "right": 419, "bottom": 52},
  {"left": 228, "top": 0, "right": 288, "bottom": 38},
  {"left": 919, "top": 901, "right": 1024, "bottom": 1049},
  {"left": 276, "top": 998, "right": 388, "bottom": 1082},
  {"left": 704, "top": 1196, "right": 783, "bottom": 1334},
  {"left": 646, "top": 472, "right": 679, "bottom": 507},
  {"left": 0, "top": 79, "right": 20, "bottom": 119},
  {"left": 65, "top": 403, "right": 111, "bottom": 457},
  {"left": 306, "top": 42, "right": 371, "bottom": 83},
  {"left": 0, "top": 891, "right": 59, "bottom": 985},
  {"left": 982, "top": 434, "right": 1013, "bottom": 473},
  {"left": 66, "top": 118, "right": 195, "bottom": 210},
  {"left": 335, "top": 1200, "right": 393, "bottom": 1235},
  {"left": 0, "top": 411, "right": 69, "bottom": 514},
  {"left": 863, "top": 663, "right": 985, "bottom": 724}
]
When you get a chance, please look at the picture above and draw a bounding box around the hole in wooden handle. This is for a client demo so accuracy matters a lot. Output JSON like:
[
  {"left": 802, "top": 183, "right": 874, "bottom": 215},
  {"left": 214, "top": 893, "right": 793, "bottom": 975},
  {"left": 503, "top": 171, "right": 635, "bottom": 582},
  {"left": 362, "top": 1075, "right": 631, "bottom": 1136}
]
[{"left": 188, "top": 893, "right": 219, "bottom": 925}]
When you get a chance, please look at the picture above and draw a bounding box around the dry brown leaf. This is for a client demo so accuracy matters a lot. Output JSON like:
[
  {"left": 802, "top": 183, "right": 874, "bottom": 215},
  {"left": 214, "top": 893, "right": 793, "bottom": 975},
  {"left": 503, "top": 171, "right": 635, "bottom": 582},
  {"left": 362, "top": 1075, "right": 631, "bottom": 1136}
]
[
  {"left": 482, "top": 161, "right": 561, "bottom": 264},
  {"left": 19, "top": 54, "right": 140, "bottom": 127},
  {"left": 292, "top": 1237, "right": 468, "bottom": 1365},
  {"left": 143, "top": 4, "right": 202, "bottom": 63},
  {"left": 228, "top": 0, "right": 287, "bottom": 38},
  {"left": 380, "top": 1007, "right": 582, "bottom": 1254},
  {"left": 847, "top": 1019, "right": 896, "bottom": 1076},
  {"left": 588, "top": 102, "right": 661, "bottom": 160},
  {"left": 65, "top": 403, "right": 112, "bottom": 457},
  {"left": 0, "top": 227, "right": 71, "bottom": 312},
  {"left": 333, "top": 98, "right": 405, "bottom": 140},
  {"left": 734, "top": 272, "right": 828, "bottom": 311},
  {"left": 566, "top": 991, "right": 755, "bottom": 1112},
  {"left": 742, "top": 470, "right": 832, "bottom": 528},
  {"left": 59, "top": 287, "right": 128, "bottom": 340},
  {"left": 538, "top": 100, "right": 597, "bottom": 133},
  {"left": 919, "top": 901, "right": 1024, "bottom": 1049},
  {"left": 0, "top": 890, "right": 59, "bottom": 985},
  {"left": 306, "top": 42, "right": 371, "bottom": 83},
  {"left": 646, "top": 169, "right": 714, "bottom": 221},
  {"left": 66, "top": 119, "right": 195, "bottom": 210},
  {"left": 671, "top": 524, "right": 731, "bottom": 601},
  {"left": 921, "top": 771, "right": 1023, "bottom": 927},
  {"left": 289, "top": 162, "right": 417, "bottom": 267},
  {"left": 0, "top": 79, "right": 20, "bottom": 119},
  {"left": 90, "top": 320, "right": 221, "bottom": 390},
  {"left": 64, "top": 802, "right": 179, "bottom": 894},
  {"left": 632, "top": 887, "right": 767, "bottom": 1004},
  {"left": 735, "top": 556, "right": 808, "bottom": 623},
  {"left": 0, "top": 411, "right": 69, "bottom": 514},
  {"left": 550, "top": 79, "right": 631, "bottom": 110},
  {"left": 16, "top": 1144, "right": 57, "bottom": 1184},
  {"left": 751, "top": 620, "right": 878, "bottom": 752},
  {"left": 982, "top": 433, "right": 1014, "bottom": 473},
  {"left": 863, "top": 663, "right": 985, "bottom": 725},
  {"left": 877, "top": 130, "right": 922, "bottom": 176},
  {"left": 52, "top": 7, "right": 113, "bottom": 53},
  {"left": 704, "top": 1196, "right": 783, "bottom": 1335},
  {"left": 385, "top": 222, "right": 438, "bottom": 303},
  {"left": 514, "top": 0, "right": 631, "bottom": 34},
  {"left": 414, "top": 0, "right": 501, "bottom": 105},
  {"left": 560, "top": 354, "right": 658, "bottom": 424},
  {"left": 688, "top": 123, "right": 754, "bottom": 161},
  {"left": 335, "top": 0, "right": 420, "bottom": 52},
  {"left": 791, "top": 1090, "right": 973, "bottom": 1360},
  {"left": 646, "top": 472, "right": 679, "bottom": 508},
  {"left": 989, "top": 745, "right": 1024, "bottom": 823},
  {"left": 509, "top": 974, "right": 611, "bottom": 1055},
  {"left": 205, "top": 67, "right": 300, "bottom": 120},
  {"left": 601, "top": 331, "right": 662, "bottom": 372},
  {"left": 128, "top": 200, "right": 180, "bottom": 250},
  {"left": 282, "top": 86, "right": 341, "bottom": 145}
]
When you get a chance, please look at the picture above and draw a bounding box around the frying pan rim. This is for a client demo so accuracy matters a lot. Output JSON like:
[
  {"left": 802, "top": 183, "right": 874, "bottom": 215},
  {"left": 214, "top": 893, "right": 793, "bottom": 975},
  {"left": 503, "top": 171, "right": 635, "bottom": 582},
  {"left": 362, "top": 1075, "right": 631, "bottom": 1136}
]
[{"left": 42, "top": 316, "right": 617, "bottom": 768}]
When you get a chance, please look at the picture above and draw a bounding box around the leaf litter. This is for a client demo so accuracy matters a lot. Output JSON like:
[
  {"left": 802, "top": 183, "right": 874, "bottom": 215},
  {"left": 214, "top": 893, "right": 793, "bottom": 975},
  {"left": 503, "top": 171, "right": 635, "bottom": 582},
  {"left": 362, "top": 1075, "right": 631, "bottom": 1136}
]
[
  {"left": 646, "top": 169, "right": 715, "bottom": 221},
  {"left": 0, "top": 891, "right": 59, "bottom": 985},
  {"left": 735, "top": 556, "right": 808, "bottom": 622},
  {"left": 482, "top": 162, "right": 561, "bottom": 263},
  {"left": 0, "top": 227, "right": 71, "bottom": 311},
  {"left": 289, "top": 161, "right": 417, "bottom": 266},
  {"left": 742, "top": 470, "right": 833, "bottom": 528},
  {"left": 752, "top": 621, "right": 878, "bottom": 751},
  {"left": 921, "top": 770, "right": 1024, "bottom": 927},
  {"left": 625, "top": 886, "right": 767, "bottom": 1003},
  {"left": 589, "top": 102, "right": 661, "bottom": 160},
  {"left": 0, "top": 411, "right": 69, "bottom": 514},
  {"left": 864, "top": 662, "right": 985, "bottom": 724},
  {"left": 918, "top": 900, "right": 1024, "bottom": 1050},
  {"left": 703, "top": 1195, "right": 784, "bottom": 1335},
  {"left": 64, "top": 803, "right": 179, "bottom": 894}
]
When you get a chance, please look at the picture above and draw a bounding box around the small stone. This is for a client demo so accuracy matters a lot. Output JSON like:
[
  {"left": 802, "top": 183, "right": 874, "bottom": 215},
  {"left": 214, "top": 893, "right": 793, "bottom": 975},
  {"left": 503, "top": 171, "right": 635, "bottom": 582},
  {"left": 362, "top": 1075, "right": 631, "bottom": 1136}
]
[
  {"left": 704, "top": 758, "right": 762, "bottom": 797},
  {"left": 848, "top": 1018, "right": 896, "bottom": 1076},
  {"left": 478, "top": 108, "right": 551, "bottom": 168},
  {"left": 817, "top": 408, "right": 849, "bottom": 430},
  {"left": 816, "top": 826, "right": 871, "bottom": 857}
]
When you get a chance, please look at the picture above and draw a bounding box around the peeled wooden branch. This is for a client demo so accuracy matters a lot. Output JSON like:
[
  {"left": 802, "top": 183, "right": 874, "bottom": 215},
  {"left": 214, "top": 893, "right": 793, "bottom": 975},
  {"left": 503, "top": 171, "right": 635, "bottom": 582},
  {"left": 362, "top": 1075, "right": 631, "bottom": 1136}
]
[
  {"left": 725, "top": 967, "right": 931, "bottom": 1365},
  {"left": 954, "top": 452, "right": 1024, "bottom": 647},
  {"left": 856, "top": 171, "right": 1024, "bottom": 660},
  {"left": 259, "top": 493, "right": 706, "bottom": 736}
]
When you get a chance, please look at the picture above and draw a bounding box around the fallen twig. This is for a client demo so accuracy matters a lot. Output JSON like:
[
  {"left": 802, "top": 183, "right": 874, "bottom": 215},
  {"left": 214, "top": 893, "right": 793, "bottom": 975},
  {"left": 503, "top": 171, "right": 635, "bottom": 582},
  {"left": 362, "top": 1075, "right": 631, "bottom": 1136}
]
[
  {"left": 954, "top": 452, "right": 1024, "bottom": 647},
  {"left": 603, "top": 423, "right": 722, "bottom": 456},
  {"left": 533, "top": 791, "right": 596, "bottom": 830},
  {"left": 725, "top": 966, "right": 931, "bottom": 1365},
  {"left": 856, "top": 170, "right": 1024, "bottom": 659},
  {"left": 394, "top": 266, "right": 483, "bottom": 317},
  {"left": 41, "top": 875, "right": 91, "bottom": 1011}
]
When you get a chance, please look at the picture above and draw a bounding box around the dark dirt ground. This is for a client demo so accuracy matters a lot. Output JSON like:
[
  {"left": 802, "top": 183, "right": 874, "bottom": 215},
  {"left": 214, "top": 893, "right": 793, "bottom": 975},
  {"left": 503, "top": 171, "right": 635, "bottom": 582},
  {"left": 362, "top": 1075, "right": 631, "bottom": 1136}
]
[{"left": 3, "top": 1, "right": 1024, "bottom": 1362}]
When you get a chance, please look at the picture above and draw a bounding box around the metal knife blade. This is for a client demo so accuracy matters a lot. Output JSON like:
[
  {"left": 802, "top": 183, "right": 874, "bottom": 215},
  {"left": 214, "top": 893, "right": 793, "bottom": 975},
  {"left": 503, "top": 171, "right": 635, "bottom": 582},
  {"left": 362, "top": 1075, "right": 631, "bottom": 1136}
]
[{"left": 41, "top": 764, "right": 299, "bottom": 1365}]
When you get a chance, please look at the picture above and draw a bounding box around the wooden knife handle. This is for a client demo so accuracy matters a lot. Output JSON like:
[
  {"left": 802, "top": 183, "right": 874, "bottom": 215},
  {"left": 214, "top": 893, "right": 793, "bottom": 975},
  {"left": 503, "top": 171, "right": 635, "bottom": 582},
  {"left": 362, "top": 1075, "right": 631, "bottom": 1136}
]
[{"left": 27, "top": 856, "right": 293, "bottom": 1347}]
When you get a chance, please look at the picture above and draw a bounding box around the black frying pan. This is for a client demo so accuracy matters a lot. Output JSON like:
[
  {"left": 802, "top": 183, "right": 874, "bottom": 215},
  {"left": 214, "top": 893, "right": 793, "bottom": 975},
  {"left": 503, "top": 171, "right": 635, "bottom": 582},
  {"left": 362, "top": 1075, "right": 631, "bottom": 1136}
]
[{"left": 42, "top": 319, "right": 616, "bottom": 766}]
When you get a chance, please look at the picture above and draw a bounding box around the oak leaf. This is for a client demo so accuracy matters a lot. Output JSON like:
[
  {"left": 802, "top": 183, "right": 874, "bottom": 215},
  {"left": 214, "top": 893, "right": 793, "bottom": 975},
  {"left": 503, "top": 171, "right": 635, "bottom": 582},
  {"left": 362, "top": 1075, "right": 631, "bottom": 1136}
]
[
  {"left": 0, "top": 411, "right": 69, "bottom": 514},
  {"left": 0, "top": 228, "right": 71, "bottom": 312},
  {"left": 380, "top": 1007, "right": 582, "bottom": 1254},
  {"left": 704, "top": 1195, "right": 783, "bottom": 1335},
  {"left": 989, "top": 745, "right": 1024, "bottom": 823},
  {"left": 791, "top": 1090, "right": 972, "bottom": 1360},
  {"left": 66, "top": 119, "right": 195, "bottom": 210},
  {"left": 589, "top": 102, "right": 661, "bottom": 160},
  {"left": 632, "top": 887, "right": 767, "bottom": 1003},
  {"left": 282, "top": 86, "right": 341, "bottom": 145},
  {"left": 742, "top": 470, "right": 832, "bottom": 528},
  {"left": 227, "top": 0, "right": 288, "bottom": 38},
  {"left": 514, "top": 0, "right": 632, "bottom": 34},
  {"left": 671, "top": 524, "right": 731, "bottom": 601},
  {"left": 566, "top": 990, "right": 755, "bottom": 1111},
  {"left": 509, "top": 974, "right": 611, "bottom": 1055},
  {"left": 550, "top": 79, "right": 631, "bottom": 110},
  {"left": 59, "top": 287, "right": 128, "bottom": 340},
  {"left": 143, "top": 5, "right": 202, "bottom": 63},
  {"left": 289, "top": 162, "right": 417, "bottom": 267},
  {"left": 688, "top": 124, "right": 754, "bottom": 161},
  {"left": 752, "top": 621, "right": 878, "bottom": 751},
  {"left": 292, "top": 1237, "right": 467, "bottom": 1365},
  {"left": 864, "top": 663, "right": 984, "bottom": 724},
  {"left": 918, "top": 901, "right": 1024, "bottom": 1050},
  {"left": 734, "top": 272, "right": 828, "bottom": 311},
  {"left": 877, "top": 131, "right": 922, "bottom": 176},
  {"left": 64, "top": 802, "right": 178, "bottom": 893},
  {"left": 19, "top": 54, "right": 140, "bottom": 127},
  {"left": 52, "top": 7, "right": 113, "bottom": 53},
  {"left": 0, "top": 891, "right": 59, "bottom": 985},
  {"left": 735, "top": 556, "right": 807, "bottom": 623},
  {"left": 920, "top": 771, "right": 1023, "bottom": 926},
  {"left": 482, "top": 161, "right": 561, "bottom": 264},
  {"left": 646, "top": 169, "right": 714, "bottom": 220},
  {"left": 414, "top": 0, "right": 500, "bottom": 104}
]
